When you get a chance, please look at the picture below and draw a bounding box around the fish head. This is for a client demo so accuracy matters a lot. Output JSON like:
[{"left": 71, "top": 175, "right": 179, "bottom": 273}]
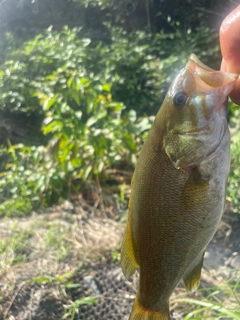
[{"left": 159, "top": 54, "right": 237, "bottom": 170}]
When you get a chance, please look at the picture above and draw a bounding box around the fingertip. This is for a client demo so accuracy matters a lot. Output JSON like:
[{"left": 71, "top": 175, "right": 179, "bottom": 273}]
[
  {"left": 220, "top": 6, "right": 240, "bottom": 105},
  {"left": 220, "top": 5, "right": 240, "bottom": 70}
]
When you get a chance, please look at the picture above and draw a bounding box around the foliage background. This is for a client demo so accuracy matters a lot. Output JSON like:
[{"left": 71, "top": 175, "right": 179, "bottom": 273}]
[{"left": 0, "top": 0, "right": 239, "bottom": 213}]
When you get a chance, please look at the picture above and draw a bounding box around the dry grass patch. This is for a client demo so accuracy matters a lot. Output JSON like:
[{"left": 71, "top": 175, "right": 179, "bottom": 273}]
[{"left": 0, "top": 199, "right": 125, "bottom": 319}]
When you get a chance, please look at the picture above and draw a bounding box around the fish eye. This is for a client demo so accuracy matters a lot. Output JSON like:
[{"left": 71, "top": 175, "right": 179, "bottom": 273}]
[{"left": 173, "top": 91, "right": 187, "bottom": 107}]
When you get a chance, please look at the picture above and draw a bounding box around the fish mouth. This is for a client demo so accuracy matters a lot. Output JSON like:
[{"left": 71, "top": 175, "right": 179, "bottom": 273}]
[{"left": 184, "top": 54, "right": 238, "bottom": 98}]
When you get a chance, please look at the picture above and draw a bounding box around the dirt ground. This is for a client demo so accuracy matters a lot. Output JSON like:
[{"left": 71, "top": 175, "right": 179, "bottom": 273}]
[{"left": 0, "top": 199, "right": 239, "bottom": 320}]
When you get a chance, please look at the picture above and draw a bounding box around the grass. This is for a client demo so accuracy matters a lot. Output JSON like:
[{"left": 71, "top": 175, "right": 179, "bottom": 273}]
[
  {"left": 0, "top": 196, "right": 32, "bottom": 218},
  {"left": 44, "top": 222, "right": 73, "bottom": 260},
  {"left": 63, "top": 295, "right": 99, "bottom": 320},
  {"left": 0, "top": 200, "right": 124, "bottom": 318},
  {"left": 0, "top": 224, "right": 34, "bottom": 269},
  {"left": 28, "top": 270, "right": 99, "bottom": 320},
  {"left": 173, "top": 277, "right": 240, "bottom": 319}
]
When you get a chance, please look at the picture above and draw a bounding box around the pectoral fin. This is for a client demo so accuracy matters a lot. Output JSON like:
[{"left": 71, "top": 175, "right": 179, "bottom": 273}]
[
  {"left": 183, "top": 252, "right": 204, "bottom": 293},
  {"left": 121, "top": 211, "right": 138, "bottom": 278}
]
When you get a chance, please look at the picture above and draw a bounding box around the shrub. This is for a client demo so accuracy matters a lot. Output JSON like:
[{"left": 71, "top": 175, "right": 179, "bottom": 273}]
[
  {"left": 0, "top": 24, "right": 223, "bottom": 212},
  {"left": 0, "top": 89, "right": 152, "bottom": 209}
]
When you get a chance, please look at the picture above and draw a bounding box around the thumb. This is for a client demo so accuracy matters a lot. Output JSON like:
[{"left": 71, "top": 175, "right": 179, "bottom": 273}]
[{"left": 220, "top": 5, "right": 240, "bottom": 105}]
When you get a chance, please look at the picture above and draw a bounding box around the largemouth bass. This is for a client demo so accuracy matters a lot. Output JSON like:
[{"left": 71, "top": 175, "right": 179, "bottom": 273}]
[{"left": 121, "top": 54, "right": 237, "bottom": 320}]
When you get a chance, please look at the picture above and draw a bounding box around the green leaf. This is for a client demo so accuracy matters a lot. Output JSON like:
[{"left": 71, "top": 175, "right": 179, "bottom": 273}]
[
  {"left": 75, "top": 111, "right": 82, "bottom": 119},
  {"left": 83, "top": 166, "right": 92, "bottom": 180},
  {"left": 86, "top": 116, "right": 97, "bottom": 127},
  {"left": 42, "top": 94, "right": 59, "bottom": 111},
  {"left": 128, "top": 110, "right": 137, "bottom": 122},
  {"left": 102, "top": 83, "right": 111, "bottom": 92},
  {"left": 65, "top": 283, "right": 81, "bottom": 289},
  {"left": 82, "top": 38, "right": 91, "bottom": 47},
  {"left": 42, "top": 120, "right": 63, "bottom": 134},
  {"left": 72, "top": 91, "right": 80, "bottom": 105},
  {"left": 96, "top": 161, "right": 104, "bottom": 174},
  {"left": 30, "top": 275, "right": 54, "bottom": 284},
  {"left": 175, "top": 298, "right": 240, "bottom": 320}
]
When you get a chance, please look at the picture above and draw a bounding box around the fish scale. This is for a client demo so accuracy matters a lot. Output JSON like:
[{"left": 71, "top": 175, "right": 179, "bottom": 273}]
[{"left": 121, "top": 54, "right": 237, "bottom": 320}]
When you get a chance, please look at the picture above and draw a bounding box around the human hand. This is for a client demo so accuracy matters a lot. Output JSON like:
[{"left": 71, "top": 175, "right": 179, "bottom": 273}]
[{"left": 220, "top": 5, "right": 240, "bottom": 105}]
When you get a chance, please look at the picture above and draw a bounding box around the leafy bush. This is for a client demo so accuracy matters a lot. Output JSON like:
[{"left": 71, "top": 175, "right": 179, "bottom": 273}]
[
  {"left": 0, "top": 89, "right": 151, "bottom": 209},
  {"left": 0, "top": 24, "right": 223, "bottom": 212},
  {"left": 0, "top": 24, "right": 219, "bottom": 118},
  {"left": 0, "top": 26, "right": 157, "bottom": 210}
]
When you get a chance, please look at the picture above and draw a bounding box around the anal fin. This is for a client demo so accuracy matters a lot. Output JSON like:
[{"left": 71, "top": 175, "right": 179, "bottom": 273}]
[{"left": 183, "top": 252, "right": 204, "bottom": 293}]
